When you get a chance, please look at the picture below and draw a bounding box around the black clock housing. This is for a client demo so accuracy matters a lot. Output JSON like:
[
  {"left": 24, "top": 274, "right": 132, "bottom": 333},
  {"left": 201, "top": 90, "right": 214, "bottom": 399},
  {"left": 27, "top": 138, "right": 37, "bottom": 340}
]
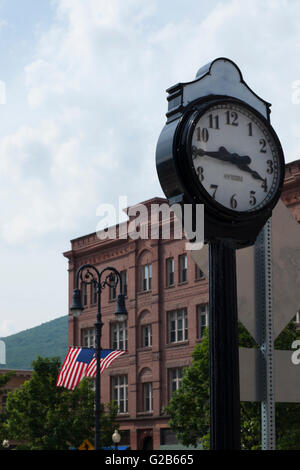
[{"left": 156, "top": 95, "right": 285, "bottom": 247}]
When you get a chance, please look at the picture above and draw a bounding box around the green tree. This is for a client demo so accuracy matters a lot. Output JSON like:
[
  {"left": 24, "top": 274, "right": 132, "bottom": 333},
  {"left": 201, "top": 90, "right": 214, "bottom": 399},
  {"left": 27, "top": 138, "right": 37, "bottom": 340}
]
[
  {"left": 273, "top": 320, "right": 300, "bottom": 450},
  {"left": 4, "top": 356, "right": 118, "bottom": 450},
  {"left": 0, "top": 371, "right": 15, "bottom": 449},
  {"left": 164, "top": 329, "right": 210, "bottom": 449},
  {"left": 165, "top": 322, "right": 300, "bottom": 450}
]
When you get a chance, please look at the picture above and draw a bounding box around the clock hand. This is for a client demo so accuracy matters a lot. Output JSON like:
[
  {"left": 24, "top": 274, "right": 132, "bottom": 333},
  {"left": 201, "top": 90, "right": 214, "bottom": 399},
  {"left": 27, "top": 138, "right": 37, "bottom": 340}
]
[
  {"left": 192, "top": 146, "right": 265, "bottom": 182},
  {"left": 235, "top": 162, "right": 265, "bottom": 182},
  {"left": 192, "top": 146, "right": 251, "bottom": 165},
  {"left": 192, "top": 146, "right": 205, "bottom": 158},
  {"left": 192, "top": 146, "right": 232, "bottom": 161}
]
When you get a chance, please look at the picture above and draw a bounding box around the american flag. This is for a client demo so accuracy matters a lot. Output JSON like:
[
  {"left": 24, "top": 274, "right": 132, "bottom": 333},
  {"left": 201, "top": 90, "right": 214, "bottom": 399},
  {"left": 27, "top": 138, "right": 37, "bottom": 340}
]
[
  {"left": 85, "top": 349, "right": 126, "bottom": 378},
  {"left": 56, "top": 347, "right": 126, "bottom": 390}
]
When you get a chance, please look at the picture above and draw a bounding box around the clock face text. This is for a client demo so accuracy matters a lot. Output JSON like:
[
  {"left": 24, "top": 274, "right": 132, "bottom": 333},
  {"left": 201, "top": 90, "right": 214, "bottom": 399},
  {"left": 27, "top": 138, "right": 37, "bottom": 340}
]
[{"left": 191, "top": 102, "right": 281, "bottom": 212}]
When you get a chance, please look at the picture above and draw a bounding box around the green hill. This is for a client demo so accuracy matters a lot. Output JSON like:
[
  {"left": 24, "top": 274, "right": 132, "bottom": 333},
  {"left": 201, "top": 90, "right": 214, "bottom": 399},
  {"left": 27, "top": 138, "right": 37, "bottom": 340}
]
[{"left": 0, "top": 316, "right": 68, "bottom": 370}]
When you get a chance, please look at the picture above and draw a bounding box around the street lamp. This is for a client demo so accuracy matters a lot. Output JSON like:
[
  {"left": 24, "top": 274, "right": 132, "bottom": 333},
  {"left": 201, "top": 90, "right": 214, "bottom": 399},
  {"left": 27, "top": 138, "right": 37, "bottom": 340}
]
[
  {"left": 2, "top": 439, "right": 9, "bottom": 449},
  {"left": 112, "top": 429, "right": 121, "bottom": 451},
  {"left": 70, "top": 264, "right": 128, "bottom": 451}
]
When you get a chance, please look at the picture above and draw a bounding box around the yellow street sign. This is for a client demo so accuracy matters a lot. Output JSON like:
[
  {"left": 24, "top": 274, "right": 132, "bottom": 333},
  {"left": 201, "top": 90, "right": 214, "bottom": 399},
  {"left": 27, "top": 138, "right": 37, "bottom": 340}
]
[{"left": 78, "top": 439, "right": 94, "bottom": 450}]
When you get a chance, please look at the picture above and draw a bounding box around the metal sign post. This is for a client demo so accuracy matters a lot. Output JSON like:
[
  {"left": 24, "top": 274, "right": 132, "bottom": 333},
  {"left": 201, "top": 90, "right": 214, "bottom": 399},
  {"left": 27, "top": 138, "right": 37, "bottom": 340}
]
[{"left": 255, "top": 219, "right": 275, "bottom": 450}]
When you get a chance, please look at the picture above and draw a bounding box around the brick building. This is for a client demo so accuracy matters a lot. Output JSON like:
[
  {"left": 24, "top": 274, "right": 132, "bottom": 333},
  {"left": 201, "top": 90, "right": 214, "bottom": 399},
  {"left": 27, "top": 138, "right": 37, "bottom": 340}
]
[
  {"left": 63, "top": 159, "right": 300, "bottom": 450},
  {"left": 0, "top": 369, "right": 32, "bottom": 413},
  {"left": 281, "top": 159, "right": 300, "bottom": 222}
]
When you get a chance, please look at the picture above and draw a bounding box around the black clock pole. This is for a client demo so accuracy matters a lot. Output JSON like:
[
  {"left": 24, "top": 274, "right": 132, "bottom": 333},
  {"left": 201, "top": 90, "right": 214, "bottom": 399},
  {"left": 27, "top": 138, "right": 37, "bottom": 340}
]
[{"left": 209, "top": 239, "right": 240, "bottom": 450}]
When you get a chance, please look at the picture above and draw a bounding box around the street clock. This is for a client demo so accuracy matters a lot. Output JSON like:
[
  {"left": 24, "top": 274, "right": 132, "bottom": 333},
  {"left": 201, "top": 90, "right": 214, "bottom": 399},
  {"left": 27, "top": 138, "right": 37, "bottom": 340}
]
[
  {"left": 156, "top": 58, "right": 285, "bottom": 246},
  {"left": 155, "top": 58, "right": 286, "bottom": 449}
]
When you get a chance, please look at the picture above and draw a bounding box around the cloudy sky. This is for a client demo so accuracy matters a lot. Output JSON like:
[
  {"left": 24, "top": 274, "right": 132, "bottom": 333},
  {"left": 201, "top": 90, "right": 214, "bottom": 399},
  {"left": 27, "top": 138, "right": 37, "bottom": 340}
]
[{"left": 0, "top": 0, "right": 299, "bottom": 337}]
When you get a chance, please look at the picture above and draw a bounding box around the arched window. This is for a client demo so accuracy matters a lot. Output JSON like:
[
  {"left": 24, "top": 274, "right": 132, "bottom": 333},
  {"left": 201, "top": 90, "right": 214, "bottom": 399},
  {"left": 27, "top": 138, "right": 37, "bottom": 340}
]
[
  {"left": 138, "top": 310, "right": 152, "bottom": 349},
  {"left": 138, "top": 368, "right": 153, "bottom": 412},
  {"left": 138, "top": 250, "right": 152, "bottom": 292}
]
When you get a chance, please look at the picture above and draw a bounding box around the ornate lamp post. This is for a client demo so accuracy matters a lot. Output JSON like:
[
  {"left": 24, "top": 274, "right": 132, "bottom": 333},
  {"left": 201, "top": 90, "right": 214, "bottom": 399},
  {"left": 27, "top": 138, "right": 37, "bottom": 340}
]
[{"left": 70, "top": 264, "right": 128, "bottom": 451}]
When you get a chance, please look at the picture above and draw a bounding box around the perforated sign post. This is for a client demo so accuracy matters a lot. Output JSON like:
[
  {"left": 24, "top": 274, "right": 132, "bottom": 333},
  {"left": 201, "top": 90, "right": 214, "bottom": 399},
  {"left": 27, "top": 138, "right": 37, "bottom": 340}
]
[{"left": 156, "top": 58, "right": 285, "bottom": 449}]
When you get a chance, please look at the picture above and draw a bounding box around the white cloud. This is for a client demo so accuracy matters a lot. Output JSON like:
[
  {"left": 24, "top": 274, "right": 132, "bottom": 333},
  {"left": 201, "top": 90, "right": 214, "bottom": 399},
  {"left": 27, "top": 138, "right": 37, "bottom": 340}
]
[
  {"left": 2, "top": 0, "right": 300, "bottom": 244},
  {"left": 25, "top": 59, "right": 74, "bottom": 107},
  {"left": 0, "top": 319, "right": 14, "bottom": 338}
]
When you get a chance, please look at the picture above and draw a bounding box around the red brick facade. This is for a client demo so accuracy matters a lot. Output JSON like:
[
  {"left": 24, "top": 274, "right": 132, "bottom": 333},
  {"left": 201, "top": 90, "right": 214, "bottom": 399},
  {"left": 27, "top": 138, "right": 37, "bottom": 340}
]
[
  {"left": 63, "top": 159, "right": 300, "bottom": 450},
  {"left": 0, "top": 369, "right": 32, "bottom": 412},
  {"left": 281, "top": 160, "right": 300, "bottom": 222}
]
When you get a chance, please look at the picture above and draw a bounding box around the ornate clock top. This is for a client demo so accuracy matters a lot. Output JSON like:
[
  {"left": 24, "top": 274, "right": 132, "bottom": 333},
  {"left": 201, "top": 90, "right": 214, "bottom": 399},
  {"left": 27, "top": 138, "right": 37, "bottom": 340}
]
[{"left": 166, "top": 57, "right": 270, "bottom": 123}]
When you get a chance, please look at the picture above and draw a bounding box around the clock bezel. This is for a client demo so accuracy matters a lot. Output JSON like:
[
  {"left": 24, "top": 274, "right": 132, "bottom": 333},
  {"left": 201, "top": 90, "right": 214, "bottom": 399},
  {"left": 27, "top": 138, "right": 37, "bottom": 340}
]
[{"left": 177, "top": 96, "right": 285, "bottom": 223}]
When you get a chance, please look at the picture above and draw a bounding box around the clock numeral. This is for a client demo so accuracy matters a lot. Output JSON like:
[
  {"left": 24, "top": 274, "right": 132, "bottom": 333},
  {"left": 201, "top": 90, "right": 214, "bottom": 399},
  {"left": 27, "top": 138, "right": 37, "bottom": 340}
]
[
  {"left": 230, "top": 194, "right": 238, "bottom": 209},
  {"left": 249, "top": 190, "right": 256, "bottom": 206},
  {"left": 247, "top": 122, "right": 253, "bottom": 136},
  {"left": 267, "top": 159, "right": 274, "bottom": 174},
  {"left": 208, "top": 114, "right": 219, "bottom": 130},
  {"left": 261, "top": 178, "right": 268, "bottom": 192},
  {"left": 197, "top": 166, "right": 204, "bottom": 181},
  {"left": 259, "top": 138, "right": 267, "bottom": 153},
  {"left": 196, "top": 127, "right": 209, "bottom": 143},
  {"left": 225, "top": 110, "right": 239, "bottom": 126},
  {"left": 210, "top": 184, "right": 218, "bottom": 199}
]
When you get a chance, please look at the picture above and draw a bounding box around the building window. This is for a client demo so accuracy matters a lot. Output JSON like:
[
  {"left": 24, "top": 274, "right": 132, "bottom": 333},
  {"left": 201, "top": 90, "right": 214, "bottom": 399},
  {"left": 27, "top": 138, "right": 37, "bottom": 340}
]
[
  {"left": 166, "top": 258, "right": 174, "bottom": 287},
  {"left": 110, "top": 270, "right": 127, "bottom": 300},
  {"left": 82, "top": 327, "right": 96, "bottom": 348},
  {"left": 168, "top": 309, "right": 188, "bottom": 343},
  {"left": 112, "top": 375, "right": 128, "bottom": 414},
  {"left": 169, "top": 368, "right": 183, "bottom": 395},
  {"left": 143, "top": 382, "right": 153, "bottom": 412},
  {"left": 195, "top": 264, "right": 205, "bottom": 280},
  {"left": 111, "top": 321, "right": 128, "bottom": 350},
  {"left": 121, "top": 270, "right": 128, "bottom": 296},
  {"left": 119, "top": 430, "right": 130, "bottom": 446},
  {"left": 160, "top": 429, "right": 179, "bottom": 446},
  {"left": 141, "top": 264, "right": 152, "bottom": 291},
  {"left": 91, "top": 282, "right": 97, "bottom": 305},
  {"left": 109, "top": 284, "right": 117, "bottom": 301},
  {"left": 82, "top": 282, "right": 88, "bottom": 306},
  {"left": 142, "top": 324, "right": 152, "bottom": 348},
  {"left": 198, "top": 304, "right": 209, "bottom": 339},
  {"left": 179, "top": 254, "right": 187, "bottom": 283}
]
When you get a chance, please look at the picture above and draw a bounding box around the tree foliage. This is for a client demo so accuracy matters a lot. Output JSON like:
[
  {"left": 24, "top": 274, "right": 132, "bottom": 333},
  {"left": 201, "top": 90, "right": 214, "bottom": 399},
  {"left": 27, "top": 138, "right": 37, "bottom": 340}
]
[
  {"left": 4, "top": 356, "right": 118, "bottom": 450},
  {"left": 164, "top": 330, "right": 210, "bottom": 448},
  {"left": 0, "top": 371, "right": 15, "bottom": 449},
  {"left": 165, "top": 322, "right": 300, "bottom": 450}
]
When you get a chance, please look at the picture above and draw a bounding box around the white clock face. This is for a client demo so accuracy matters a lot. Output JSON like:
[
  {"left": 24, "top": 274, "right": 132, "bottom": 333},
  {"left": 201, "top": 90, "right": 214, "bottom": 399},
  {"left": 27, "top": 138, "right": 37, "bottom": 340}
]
[{"left": 191, "top": 102, "right": 281, "bottom": 212}]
